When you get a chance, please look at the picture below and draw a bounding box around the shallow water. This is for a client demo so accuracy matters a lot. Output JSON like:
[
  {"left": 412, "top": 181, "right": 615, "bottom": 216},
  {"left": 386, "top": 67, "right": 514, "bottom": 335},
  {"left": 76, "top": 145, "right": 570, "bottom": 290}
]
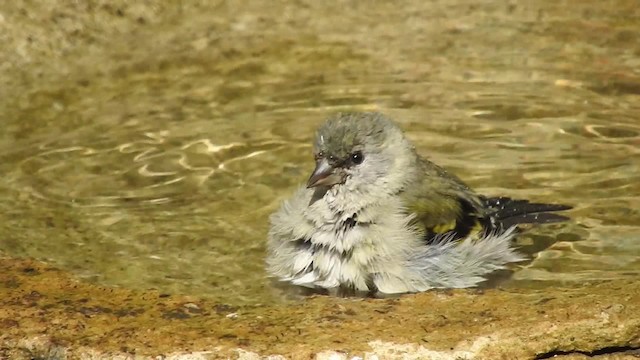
[{"left": 0, "top": 1, "right": 638, "bottom": 305}]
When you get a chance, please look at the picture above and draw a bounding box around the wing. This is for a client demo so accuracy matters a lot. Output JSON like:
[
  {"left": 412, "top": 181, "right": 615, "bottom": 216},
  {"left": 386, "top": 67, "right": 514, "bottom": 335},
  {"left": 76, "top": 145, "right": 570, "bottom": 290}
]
[
  {"left": 401, "top": 160, "right": 572, "bottom": 244},
  {"left": 401, "top": 160, "right": 491, "bottom": 244}
]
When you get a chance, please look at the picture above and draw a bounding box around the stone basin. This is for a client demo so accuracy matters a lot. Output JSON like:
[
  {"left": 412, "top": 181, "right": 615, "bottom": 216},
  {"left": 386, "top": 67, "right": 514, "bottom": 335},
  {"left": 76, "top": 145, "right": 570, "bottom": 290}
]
[{"left": 1, "top": 257, "right": 638, "bottom": 359}]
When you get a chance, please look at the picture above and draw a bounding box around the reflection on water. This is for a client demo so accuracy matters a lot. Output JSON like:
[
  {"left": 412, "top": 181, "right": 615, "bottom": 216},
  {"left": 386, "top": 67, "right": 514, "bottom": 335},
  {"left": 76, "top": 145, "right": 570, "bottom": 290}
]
[{"left": 0, "top": 1, "right": 638, "bottom": 305}]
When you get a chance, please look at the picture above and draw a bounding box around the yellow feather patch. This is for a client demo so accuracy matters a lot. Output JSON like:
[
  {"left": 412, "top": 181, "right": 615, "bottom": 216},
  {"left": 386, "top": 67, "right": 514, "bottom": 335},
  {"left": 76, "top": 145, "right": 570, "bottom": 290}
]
[
  {"left": 471, "top": 220, "right": 483, "bottom": 234},
  {"left": 429, "top": 219, "right": 485, "bottom": 241},
  {"left": 431, "top": 221, "right": 456, "bottom": 234}
]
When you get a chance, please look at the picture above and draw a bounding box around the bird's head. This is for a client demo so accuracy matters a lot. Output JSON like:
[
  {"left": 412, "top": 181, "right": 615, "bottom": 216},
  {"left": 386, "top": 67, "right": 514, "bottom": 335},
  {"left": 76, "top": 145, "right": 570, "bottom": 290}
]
[{"left": 307, "top": 112, "right": 417, "bottom": 194}]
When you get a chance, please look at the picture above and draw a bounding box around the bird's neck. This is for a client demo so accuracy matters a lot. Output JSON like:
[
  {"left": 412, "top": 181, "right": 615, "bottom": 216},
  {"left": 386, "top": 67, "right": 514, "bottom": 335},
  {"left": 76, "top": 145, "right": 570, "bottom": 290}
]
[
  {"left": 309, "top": 171, "right": 417, "bottom": 224},
  {"left": 307, "top": 143, "right": 420, "bottom": 224}
]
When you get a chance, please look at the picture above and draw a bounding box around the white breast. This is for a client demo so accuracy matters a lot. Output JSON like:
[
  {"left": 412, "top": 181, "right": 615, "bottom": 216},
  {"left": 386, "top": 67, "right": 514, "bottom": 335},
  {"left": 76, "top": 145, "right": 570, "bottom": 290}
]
[
  {"left": 268, "top": 186, "right": 422, "bottom": 293},
  {"left": 288, "top": 188, "right": 418, "bottom": 291},
  {"left": 296, "top": 220, "right": 372, "bottom": 290}
]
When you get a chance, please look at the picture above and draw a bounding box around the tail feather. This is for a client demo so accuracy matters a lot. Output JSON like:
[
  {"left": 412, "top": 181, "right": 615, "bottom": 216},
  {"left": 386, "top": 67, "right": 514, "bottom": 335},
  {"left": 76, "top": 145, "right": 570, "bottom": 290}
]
[
  {"left": 498, "top": 212, "right": 571, "bottom": 228},
  {"left": 482, "top": 196, "right": 572, "bottom": 228}
]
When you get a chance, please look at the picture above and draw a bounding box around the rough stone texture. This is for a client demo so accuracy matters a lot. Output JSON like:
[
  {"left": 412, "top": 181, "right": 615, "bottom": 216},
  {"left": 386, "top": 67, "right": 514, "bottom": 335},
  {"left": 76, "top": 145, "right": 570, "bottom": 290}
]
[{"left": 0, "top": 257, "right": 638, "bottom": 359}]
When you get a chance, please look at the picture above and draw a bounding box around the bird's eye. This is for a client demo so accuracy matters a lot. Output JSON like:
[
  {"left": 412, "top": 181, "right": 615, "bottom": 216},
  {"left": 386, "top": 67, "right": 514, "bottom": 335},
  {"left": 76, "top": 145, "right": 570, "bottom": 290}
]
[{"left": 351, "top": 151, "right": 364, "bottom": 165}]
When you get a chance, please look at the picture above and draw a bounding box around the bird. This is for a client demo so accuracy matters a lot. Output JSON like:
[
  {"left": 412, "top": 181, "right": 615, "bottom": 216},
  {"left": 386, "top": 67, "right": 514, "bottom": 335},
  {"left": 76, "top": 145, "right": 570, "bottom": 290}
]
[{"left": 266, "top": 112, "right": 571, "bottom": 295}]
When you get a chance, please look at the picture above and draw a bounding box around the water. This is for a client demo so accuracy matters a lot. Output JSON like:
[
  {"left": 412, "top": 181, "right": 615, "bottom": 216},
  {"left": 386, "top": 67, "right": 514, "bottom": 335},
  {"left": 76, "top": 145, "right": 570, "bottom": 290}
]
[{"left": 0, "top": 1, "right": 638, "bottom": 305}]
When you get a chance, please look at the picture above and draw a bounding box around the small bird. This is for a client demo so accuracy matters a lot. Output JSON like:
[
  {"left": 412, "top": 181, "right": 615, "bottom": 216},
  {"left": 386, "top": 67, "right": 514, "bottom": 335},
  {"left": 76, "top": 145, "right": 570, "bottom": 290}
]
[{"left": 267, "top": 112, "right": 571, "bottom": 295}]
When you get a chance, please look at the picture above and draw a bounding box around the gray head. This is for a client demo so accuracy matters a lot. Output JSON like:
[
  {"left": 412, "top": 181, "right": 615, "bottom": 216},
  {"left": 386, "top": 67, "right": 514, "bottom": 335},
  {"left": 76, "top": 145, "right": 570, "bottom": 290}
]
[{"left": 307, "top": 112, "right": 417, "bottom": 193}]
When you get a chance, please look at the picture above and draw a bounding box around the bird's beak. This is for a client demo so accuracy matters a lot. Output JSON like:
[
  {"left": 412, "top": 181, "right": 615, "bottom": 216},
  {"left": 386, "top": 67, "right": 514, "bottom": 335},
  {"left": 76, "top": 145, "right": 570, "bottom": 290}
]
[{"left": 306, "top": 159, "right": 344, "bottom": 188}]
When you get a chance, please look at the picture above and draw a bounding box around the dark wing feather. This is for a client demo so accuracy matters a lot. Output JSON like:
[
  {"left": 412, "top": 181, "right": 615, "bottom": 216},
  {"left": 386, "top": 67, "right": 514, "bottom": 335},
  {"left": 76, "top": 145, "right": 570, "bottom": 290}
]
[{"left": 482, "top": 196, "right": 572, "bottom": 228}]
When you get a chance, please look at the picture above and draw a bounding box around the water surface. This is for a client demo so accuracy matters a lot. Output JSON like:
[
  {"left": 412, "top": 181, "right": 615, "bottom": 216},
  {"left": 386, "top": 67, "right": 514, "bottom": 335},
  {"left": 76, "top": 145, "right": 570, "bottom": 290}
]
[{"left": 0, "top": 1, "right": 638, "bottom": 305}]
